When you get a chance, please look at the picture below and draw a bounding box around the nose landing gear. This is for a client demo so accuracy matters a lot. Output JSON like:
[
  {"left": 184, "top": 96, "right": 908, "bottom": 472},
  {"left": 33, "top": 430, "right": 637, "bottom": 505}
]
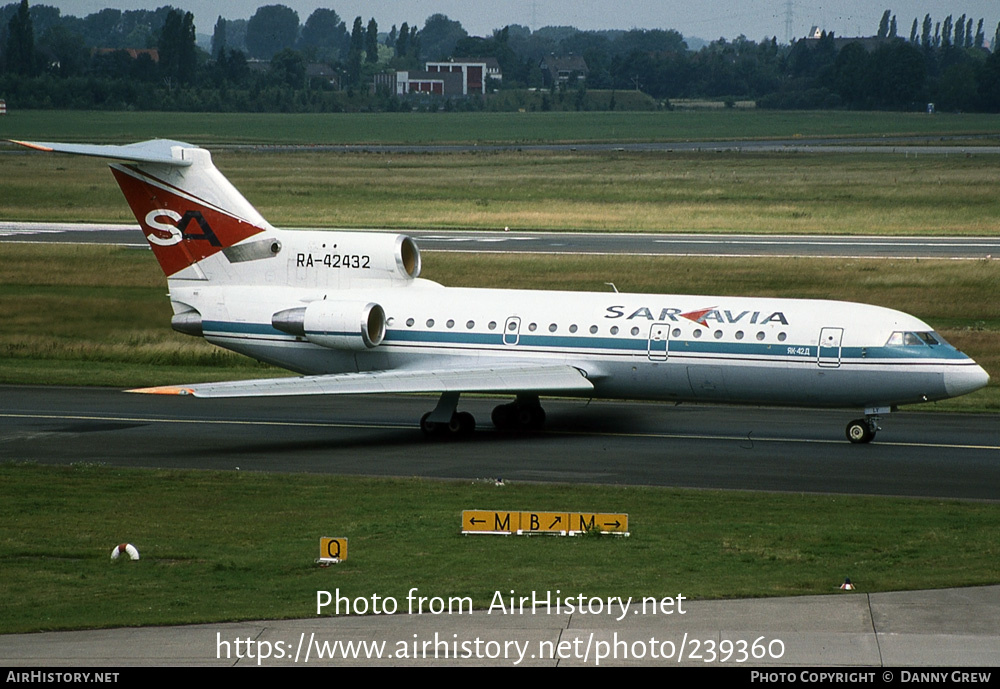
[{"left": 846, "top": 407, "right": 889, "bottom": 444}]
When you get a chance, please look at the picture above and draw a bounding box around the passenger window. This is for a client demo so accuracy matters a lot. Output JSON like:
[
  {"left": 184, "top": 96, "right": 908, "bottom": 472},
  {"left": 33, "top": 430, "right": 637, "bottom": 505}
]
[{"left": 610, "top": 326, "right": 619, "bottom": 335}]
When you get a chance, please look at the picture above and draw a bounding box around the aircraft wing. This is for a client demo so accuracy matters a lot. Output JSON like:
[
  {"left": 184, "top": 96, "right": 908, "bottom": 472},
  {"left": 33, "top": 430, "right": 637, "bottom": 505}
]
[{"left": 128, "top": 364, "right": 594, "bottom": 398}]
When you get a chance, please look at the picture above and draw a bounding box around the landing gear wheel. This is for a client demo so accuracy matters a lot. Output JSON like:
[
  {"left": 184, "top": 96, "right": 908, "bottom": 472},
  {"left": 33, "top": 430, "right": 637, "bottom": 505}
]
[
  {"left": 516, "top": 404, "right": 545, "bottom": 430},
  {"left": 846, "top": 418, "right": 875, "bottom": 444},
  {"left": 449, "top": 411, "right": 476, "bottom": 437},
  {"left": 423, "top": 411, "right": 475, "bottom": 439},
  {"left": 491, "top": 403, "right": 515, "bottom": 430},
  {"left": 492, "top": 399, "right": 546, "bottom": 432}
]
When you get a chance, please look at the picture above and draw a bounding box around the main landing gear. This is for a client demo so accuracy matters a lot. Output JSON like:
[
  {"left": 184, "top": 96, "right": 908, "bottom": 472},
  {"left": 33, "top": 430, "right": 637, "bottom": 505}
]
[
  {"left": 420, "top": 392, "right": 475, "bottom": 438},
  {"left": 419, "top": 392, "right": 547, "bottom": 438},
  {"left": 490, "top": 394, "right": 546, "bottom": 432},
  {"left": 845, "top": 406, "right": 890, "bottom": 444}
]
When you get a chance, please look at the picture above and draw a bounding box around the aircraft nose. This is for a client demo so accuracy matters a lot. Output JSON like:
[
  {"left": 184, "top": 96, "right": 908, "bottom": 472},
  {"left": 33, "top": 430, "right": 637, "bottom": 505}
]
[{"left": 944, "top": 364, "right": 991, "bottom": 398}]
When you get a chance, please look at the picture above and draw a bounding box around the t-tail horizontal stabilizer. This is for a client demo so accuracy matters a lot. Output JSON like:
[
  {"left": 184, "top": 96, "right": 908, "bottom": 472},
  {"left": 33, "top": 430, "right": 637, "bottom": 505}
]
[{"left": 11, "top": 139, "right": 194, "bottom": 166}]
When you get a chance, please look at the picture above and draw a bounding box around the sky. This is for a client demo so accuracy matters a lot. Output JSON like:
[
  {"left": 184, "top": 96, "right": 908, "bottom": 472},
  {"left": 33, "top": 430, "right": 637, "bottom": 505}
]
[{"left": 29, "top": 0, "right": 1000, "bottom": 45}]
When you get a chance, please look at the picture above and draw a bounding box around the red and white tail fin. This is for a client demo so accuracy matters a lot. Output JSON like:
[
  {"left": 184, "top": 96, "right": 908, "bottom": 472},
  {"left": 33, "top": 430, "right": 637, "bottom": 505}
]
[{"left": 12, "top": 139, "right": 272, "bottom": 277}]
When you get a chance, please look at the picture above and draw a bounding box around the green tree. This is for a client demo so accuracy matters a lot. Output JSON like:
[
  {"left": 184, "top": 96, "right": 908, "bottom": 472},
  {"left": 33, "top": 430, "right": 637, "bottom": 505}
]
[
  {"left": 347, "top": 16, "right": 363, "bottom": 86},
  {"left": 616, "top": 28, "right": 687, "bottom": 56},
  {"left": 5, "top": 0, "right": 36, "bottom": 76},
  {"left": 219, "top": 48, "right": 250, "bottom": 85},
  {"left": 420, "top": 14, "right": 466, "bottom": 60},
  {"left": 365, "top": 17, "right": 378, "bottom": 63},
  {"left": 158, "top": 9, "right": 197, "bottom": 85},
  {"left": 299, "top": 8, "right": 345, "bottom": 62},
  {"left": 79, "top": 8, "right": 121, "bottom": 48},
  {"left": 832, "top": 41, "right": 872, "bottom": 107},
  {"left": 878, "top": 10, "right": 891, "bottom": 39},
  {"left": 409, "top": 25, "right": 419, "bottom": 60},
  {"left": 873, "top": 41, "right": 926, "bottom": 108},
  {"left": 246, "top": 4, "right": 299, "bottom": 60},
  {"left": 977, "top": 50, "right": 1000, "bottom": 109},
  {"left": 270, "top": 47, "right": 305, "bottom": 88},
  {"left": 38, "top": 24, "right": 87, "bottom": 77},
  {"left": 391, "top": 21, "right": 420, "bottom": 68},
  {"left": 935, "top": 62, "right": 977, "bottom": 110},
  {"left": 212, "top": 16, "right": 226, "bottom": 60},
  {"left": 395, "top": 21, "right": 409, "bottom": 56}
]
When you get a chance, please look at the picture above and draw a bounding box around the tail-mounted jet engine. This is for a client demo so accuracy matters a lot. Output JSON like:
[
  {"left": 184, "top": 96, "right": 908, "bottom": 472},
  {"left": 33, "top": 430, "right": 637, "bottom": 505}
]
[
  {"left": 292, "top": 234, "right": 422, "bottom": 285},
  {"left": 272, "top": 301, "right": 386, "bottom": 350}
]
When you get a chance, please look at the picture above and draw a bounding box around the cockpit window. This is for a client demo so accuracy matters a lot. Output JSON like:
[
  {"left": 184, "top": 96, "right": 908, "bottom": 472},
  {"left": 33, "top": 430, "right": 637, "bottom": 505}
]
[{"left": 885, "top": 331, "right": 944, "bottom": 347}]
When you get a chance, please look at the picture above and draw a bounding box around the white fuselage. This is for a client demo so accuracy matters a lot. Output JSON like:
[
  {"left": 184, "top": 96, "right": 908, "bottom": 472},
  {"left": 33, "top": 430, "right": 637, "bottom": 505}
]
[{"left": 167, "top": 229, "right": 988, "bottom": 411}]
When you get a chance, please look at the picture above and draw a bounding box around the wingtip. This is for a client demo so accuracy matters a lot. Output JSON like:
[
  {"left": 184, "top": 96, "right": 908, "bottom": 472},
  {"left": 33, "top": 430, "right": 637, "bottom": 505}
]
[
  {"left": 126, "top": 385, "right": 195, "bottom": 396},
  {"left": 9, "top": 140, "right": 53, "bottom": 152}
]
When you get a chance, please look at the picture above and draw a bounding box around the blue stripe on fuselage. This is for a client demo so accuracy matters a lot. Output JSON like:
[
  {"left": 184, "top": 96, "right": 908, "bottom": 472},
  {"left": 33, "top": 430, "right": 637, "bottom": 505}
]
[{"left": 200, "top": 320, "right": 972, "bottom": 364}]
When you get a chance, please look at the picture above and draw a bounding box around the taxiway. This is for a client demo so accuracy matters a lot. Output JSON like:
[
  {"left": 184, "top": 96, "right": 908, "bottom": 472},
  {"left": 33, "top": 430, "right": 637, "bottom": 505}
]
[{"left": 2, "top": 386, "right": 996, "bottom": 500}]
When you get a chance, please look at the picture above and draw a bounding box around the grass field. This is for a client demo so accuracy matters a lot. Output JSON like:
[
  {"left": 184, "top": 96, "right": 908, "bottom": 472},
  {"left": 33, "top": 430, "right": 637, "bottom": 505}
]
[
  {"left": 1, "top": 463, "right": 998, "bottom": 634},
  {"left": 5, "top": 147, "right": 1000, "bottom": 234},
  {"left": 3, "top": 109, "right": 1000, "bottom": 145}
]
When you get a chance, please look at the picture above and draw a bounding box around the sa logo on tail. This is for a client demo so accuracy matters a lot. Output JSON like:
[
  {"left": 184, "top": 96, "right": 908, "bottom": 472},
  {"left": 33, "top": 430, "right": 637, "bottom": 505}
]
[{"left": 144, "top": 209, "right": 221, "bottom": 247}]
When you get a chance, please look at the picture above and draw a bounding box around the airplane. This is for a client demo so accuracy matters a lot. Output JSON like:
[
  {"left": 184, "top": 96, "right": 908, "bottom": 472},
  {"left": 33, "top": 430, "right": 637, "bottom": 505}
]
[{"left": 13, "top": 138, "right": 990, "bottom": 443}]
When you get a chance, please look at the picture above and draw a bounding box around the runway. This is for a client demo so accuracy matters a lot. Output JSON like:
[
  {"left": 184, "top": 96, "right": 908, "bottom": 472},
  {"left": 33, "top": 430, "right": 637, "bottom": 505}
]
[
  {"left": 3, "top": 221, "right": 999, "bottom": 259},
  {"left": 2, "top": 386, "right": 997, "bottom": 500},
  {"left": 220, "top": 137, "right": 1000, "bottom": 156}
]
